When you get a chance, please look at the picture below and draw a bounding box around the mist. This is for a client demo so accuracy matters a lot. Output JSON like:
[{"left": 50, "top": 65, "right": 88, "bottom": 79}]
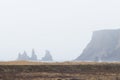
[{"left": 0, "top": 0, "right": 120, "bottom": 61}]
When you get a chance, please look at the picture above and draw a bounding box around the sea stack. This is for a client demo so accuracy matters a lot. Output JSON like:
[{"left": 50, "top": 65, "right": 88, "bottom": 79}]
[
  {"left": 30, "top": 49, "right": 37, "bottom": 61},
  {"left": 17, "top": 50, "right": 38, "bottom": 61},
  {"left": 17, "top": 51, "right": 29, "bottom": 61},
  {"left": 42, "top": 50, "right": 53, "bottom": 61}
]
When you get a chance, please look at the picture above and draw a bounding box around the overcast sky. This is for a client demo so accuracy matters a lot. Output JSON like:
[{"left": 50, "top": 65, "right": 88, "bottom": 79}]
[{"left": 0, "top": 0, "right": 120, "bottom": 61}]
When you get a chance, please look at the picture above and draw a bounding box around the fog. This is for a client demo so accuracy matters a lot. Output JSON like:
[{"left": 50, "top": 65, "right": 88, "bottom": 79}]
[{"left": 0, "top": 0, "right": 120, "bottom": 61}]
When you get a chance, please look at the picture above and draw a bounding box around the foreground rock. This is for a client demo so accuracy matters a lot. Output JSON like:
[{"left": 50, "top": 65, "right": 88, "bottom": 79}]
[{"left": 76, "top": 29, "right": 120, "bottom": 62}]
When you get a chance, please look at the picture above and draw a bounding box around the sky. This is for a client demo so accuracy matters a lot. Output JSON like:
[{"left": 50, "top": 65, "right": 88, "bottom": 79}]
[{"left": 0, "top": 0, "right": 120, "bottom": 61}]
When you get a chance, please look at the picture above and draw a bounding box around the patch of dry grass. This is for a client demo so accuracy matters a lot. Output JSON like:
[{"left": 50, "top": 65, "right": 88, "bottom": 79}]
[
  {"left": 0, "top": 61, "right": 120, "bottom": 80},
  {"left": 0, "top": 61, "right": 120, "bottom": 65}
]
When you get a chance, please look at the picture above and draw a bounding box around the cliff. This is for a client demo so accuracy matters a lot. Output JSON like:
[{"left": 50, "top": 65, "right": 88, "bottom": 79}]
[{"left": 76, "top": 29, "right": 120, "bottom": 62}]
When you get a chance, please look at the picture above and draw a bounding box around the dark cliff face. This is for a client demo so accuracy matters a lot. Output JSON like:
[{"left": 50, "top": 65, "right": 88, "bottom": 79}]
[{"left": 76, "top": 29, "right": 120, "bottom": 61}]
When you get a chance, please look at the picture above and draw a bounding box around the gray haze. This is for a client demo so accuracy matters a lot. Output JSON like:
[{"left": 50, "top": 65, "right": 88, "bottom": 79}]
[{"left": 0, "top": 0, "right": 120, "bottom": 61}]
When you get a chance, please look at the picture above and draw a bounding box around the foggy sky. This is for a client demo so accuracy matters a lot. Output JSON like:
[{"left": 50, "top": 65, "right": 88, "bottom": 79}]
[{"left": 0, "top": 0, "right": 120, "bottom": 61}]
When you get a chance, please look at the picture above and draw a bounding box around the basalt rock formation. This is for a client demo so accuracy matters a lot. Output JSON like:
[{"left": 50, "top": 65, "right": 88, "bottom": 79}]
[
  {"left": 17, "top": 49, "right": 53, "bottom": 61},
  {"left": 30, "top": 49, "right": 37, "bottom": 61},
  {"left": 17, "top": 49, "right": 37, "bottom": 61},
  {"left": 42, "top": 50, "right": 53, "bottom": 61}
]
